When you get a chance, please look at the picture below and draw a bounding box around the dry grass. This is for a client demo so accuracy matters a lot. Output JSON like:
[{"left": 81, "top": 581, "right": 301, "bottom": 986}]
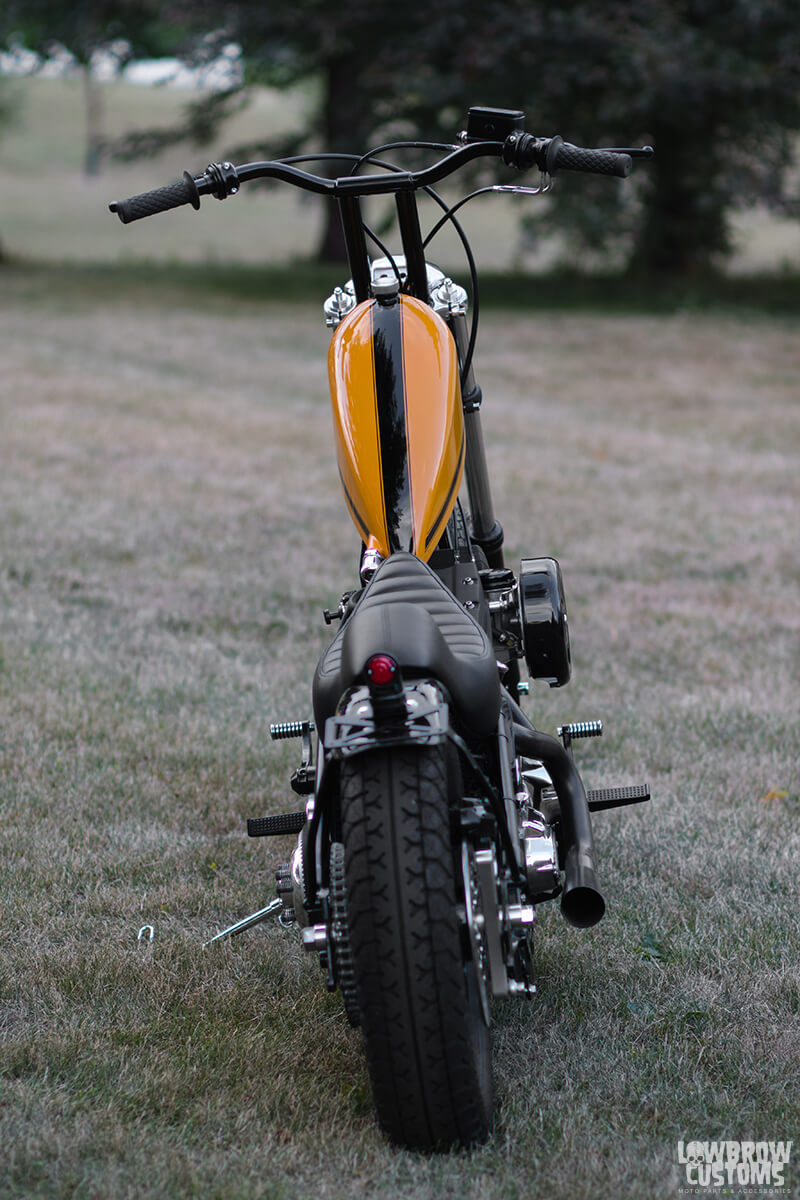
[{"left": 1, "top": 264, "right": 799, "bottom": 1198}]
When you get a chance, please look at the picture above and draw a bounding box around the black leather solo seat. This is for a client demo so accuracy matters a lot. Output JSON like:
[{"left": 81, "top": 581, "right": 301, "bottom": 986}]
[{"left": 313, "top": 552, "right": 501, "bottom": 738}]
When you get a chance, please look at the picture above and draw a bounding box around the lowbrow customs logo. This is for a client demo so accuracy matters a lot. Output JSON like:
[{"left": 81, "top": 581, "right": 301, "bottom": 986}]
[{"left": 677, "top": 1140, "right": 793, "bottom": 1192}]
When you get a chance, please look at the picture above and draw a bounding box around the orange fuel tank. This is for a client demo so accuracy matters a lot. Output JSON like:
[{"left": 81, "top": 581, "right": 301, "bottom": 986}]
[{"left": 327, "top": 293, "right": 464, "bottom": 561}]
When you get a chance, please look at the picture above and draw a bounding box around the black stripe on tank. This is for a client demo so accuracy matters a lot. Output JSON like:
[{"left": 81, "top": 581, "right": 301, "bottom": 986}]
[
  {"left": 371, "top": 300, "right": 413, "bottom": 553},
  {"left": 338, "top": 466, "right": 372, "bottom": 542},
  {"left": 425, "top": 429, "right": 466, "bottom": 549}
]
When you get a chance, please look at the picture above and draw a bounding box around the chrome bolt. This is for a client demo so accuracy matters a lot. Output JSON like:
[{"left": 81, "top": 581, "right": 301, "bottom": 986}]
[{"left": 302, "top": 924, "right": 328, "bottom": 953}]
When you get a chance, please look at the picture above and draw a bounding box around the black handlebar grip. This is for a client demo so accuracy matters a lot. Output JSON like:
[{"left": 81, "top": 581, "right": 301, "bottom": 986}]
[
  {"left": 552, "top": 142, "right": 632, "bottom": 178},
  {"left": 109, "top": 171, "right": 201, "bottom": 224}
]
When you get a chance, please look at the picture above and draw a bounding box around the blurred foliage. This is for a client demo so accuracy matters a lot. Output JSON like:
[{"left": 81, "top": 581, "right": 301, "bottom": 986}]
[
  {"left": 0, "top": 0, "right": 184, "bottom": 66},
  {"left": 0, "top": 72, "right": 20, "bottom": 133},
  {"left": 165, "top": 0, "right": 440, "bottom": 260},
  {"left": 0, "top": 76, "right": 21, "bottom": 259},
  {"left": 108, "top": 86, "right": 250, "bottom": 163},
  {"left": 4, "top": 0, "right": 800, "bottom": 272},
  {"left": 186, "top": 0, "right": 800, "bottom": 272},
  {"left": 0, "top": 1, "right": 188, "bottom": 173},
  {"left": 384, "top": 0, "right": 800, "bottom": 275}
]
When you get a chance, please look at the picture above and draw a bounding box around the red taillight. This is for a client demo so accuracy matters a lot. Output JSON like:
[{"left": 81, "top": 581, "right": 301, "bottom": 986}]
[{"left": 365, "top": 653, "right": 398, "bottom": 687}]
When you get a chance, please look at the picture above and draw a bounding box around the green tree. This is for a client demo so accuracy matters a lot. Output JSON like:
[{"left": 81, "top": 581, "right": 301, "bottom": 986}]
[
  {"left": 0, "top": 1, "right": 178, "bottom": 174},
  {"left": 160, "top": 0, "right": 438, "bottom": 260},
  {"left": 401, "top": 0, "right": 800, "bottom": 274},
  {"left": 74, "top": 0, "right": 800, "bottom": 272}
]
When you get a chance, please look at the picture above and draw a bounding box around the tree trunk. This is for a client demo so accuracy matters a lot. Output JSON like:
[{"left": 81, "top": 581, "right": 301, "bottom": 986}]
[
  {"left": 316, "top": 54, "right": 374, "bottom": 263},
  {"left": 82, "top": 62, "right": 104, "bottom": 177},
  {"left": 631, "top": 122, "right": 730, "bottom": 275}
]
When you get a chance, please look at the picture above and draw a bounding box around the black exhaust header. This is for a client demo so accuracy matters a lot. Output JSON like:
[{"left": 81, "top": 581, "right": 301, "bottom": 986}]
[{"left": 512, "top": 723, "right": 606, "bottom": 928}]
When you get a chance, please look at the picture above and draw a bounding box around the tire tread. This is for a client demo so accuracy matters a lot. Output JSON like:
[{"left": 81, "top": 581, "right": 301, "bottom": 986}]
[{"left": 341, "top": 745, "right": 492, "bottom": 1150}]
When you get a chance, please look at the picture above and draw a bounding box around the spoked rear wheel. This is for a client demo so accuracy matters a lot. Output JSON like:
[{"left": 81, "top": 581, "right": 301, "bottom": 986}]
[{"left": 340, "top": 743, "right": 493, "bottom": 1150}]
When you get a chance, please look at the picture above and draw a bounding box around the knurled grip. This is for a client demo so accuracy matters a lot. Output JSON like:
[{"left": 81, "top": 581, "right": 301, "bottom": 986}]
[
  {"left": 553, "top": 143, "right": 632, "bottom": 178},
  {"left": 110, "top": 171, "right": 201, "bottom": 224}
]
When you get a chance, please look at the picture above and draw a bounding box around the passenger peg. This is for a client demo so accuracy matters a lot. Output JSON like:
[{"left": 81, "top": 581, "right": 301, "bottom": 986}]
[{"left": 558, "top": 720, "right": 602, "bottom": 752}]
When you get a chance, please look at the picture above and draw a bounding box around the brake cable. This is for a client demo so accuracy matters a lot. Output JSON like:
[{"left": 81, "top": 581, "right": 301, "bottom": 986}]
[
  {"left": 349, "top": 143, "right": 486, "bottom": 387},
  {"left": 273, "top": 145, "right": 506, "bottom": 389}
]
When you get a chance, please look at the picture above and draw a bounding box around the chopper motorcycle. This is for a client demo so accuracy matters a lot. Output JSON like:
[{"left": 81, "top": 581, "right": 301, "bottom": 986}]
[{"left": 111, "top": 106, "right": 652, "bottom": 1151}]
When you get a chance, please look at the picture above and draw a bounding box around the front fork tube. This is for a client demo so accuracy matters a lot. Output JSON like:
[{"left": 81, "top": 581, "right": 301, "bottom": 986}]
[{"left": 446, "top": 309, "right": 505, "bottom": 569}]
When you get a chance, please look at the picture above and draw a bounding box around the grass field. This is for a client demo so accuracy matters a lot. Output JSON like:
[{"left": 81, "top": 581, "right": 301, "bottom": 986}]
[
  {"left": 2, "top": 68, "right": 800, "bottom": 1200},
  {"left": 1, "top": 261, "right": 799, "bottom": 1199}
]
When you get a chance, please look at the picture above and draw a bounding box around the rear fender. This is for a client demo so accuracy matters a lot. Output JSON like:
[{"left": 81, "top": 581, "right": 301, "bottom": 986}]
[
  {"left": 305, "top": 681, "right": 449, "bottom": 915},
  {"left": 324, "top": 680, "right": 450, "bottom": 760}
]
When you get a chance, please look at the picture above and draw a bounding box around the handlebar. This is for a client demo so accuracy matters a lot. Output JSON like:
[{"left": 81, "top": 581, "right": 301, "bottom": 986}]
[
  {"left": 109, "top": 130, "right": 642, "bottom": 225},
  {"left": 109, "top": 171, "right": 202, "bottom": 224},
  {"left": 506, "top": 134, "right": 634, "bottom": 178}
]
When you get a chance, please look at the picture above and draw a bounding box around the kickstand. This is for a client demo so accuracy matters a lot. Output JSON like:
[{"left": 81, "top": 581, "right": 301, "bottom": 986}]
[{"left": 203, "top": 898, "right": 283, "bottom": 948}]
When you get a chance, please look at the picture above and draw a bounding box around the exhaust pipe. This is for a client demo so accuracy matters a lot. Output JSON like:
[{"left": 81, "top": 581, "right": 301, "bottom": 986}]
[{"left": 512, "top": 723, "right": 606, "bottom": 928}]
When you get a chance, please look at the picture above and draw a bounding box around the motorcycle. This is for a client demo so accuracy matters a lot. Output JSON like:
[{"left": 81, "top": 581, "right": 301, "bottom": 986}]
[{"left": 111, "top": 106, "right": 652, "bottom": 1151}]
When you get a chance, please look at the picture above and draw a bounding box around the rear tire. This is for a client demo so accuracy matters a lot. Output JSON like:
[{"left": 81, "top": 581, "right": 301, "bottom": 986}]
[{"left": 340, "top": 744, "right": 493, "bottom": 1150}]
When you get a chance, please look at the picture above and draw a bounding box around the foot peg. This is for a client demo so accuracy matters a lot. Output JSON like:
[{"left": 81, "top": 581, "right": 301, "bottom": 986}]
[
  {"left": 558, "top": 720, "right": 602, "bottom": 750},
  {"left": 542, "top": 782, "right": 650, "bottom": 816},
  {"left": 586, "top": 783, "right": 650, "bottom": 812},
  {"left": 550, "top": 720, "right": 648, "bottom": 814},
  {"left": 247, "top": 812, "right": 306, "bottom": 837},
  {"left": 270, "top": 720, "right": 314, "bottom": 739},
  {"left": 270, "top": 719, "right": 315, "bottom": 795}
]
